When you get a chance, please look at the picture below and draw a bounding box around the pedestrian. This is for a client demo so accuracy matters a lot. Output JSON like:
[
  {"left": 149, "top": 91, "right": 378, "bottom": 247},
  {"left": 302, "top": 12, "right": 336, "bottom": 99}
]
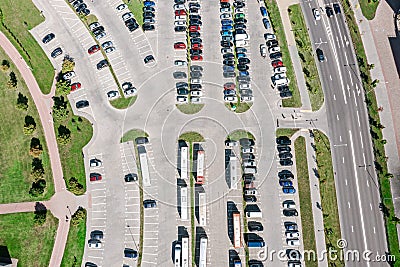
[{"left": 65, "top": 215, "right": 69, "bottom": 221}]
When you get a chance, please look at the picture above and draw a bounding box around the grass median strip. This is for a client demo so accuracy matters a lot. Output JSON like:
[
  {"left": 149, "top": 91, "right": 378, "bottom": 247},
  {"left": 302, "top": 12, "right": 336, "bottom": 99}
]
[
  {"left": 276, "top": 128, "right": 299, "bottom": 138},
  {"left": 264, "top": 0, "right": 301, "bottom": 108},
  {"left": 124, "top": 0, "right": 144, "bottom": 27},
  {"left": 0, "top": 0, "right": 54, "bottom": 94},
  {"left": 288, "top": 4, "right": 324, "bottom": 111},
  {"left": 313, "top": 130, "right": 343, "bottom": 267},
  {"left": 294, "top": 136, "right": 318, "bottom": 267},
  {"left": 359, "top": 0, "right": 379, "bottom": 20}
]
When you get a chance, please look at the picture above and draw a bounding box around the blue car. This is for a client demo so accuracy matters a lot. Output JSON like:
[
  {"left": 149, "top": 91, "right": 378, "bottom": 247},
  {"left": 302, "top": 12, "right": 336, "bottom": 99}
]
[
  {"left": 221, "top": 31, "right": 233, "bottom": 37},
  {"left": 221, "top": 19, "right": 233, "bottom": 26},
  {"left": 262, "top": 18, "right": 271, "bottom": 29},
  {"left": 260, "top": 6, "right": 268, "bottom": 17},
  {"left": 282, "top": 186, "right": 296, "bottom": 194},
  {"left": 222, "top": 25, "right": 233, "bottom": 31},
  {"left": 279, "top": 179, "right": 293, "bottom": 186},
  {"left": 223, "top": 65, "right": 235, "bottom": 72},
  {"left": 237, "top": 53, "right": 247, "bottom": 59},
  {"left": 144, "top": 1, "right": 155, "bottom": 7},
  {"left": 239, "top": 71, "right": 249, "bottom": 77}
]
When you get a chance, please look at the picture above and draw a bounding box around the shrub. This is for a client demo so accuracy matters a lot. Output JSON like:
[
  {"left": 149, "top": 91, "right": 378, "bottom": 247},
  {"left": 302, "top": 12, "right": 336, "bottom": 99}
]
[
  {"left": 57, "top": 125, "right": 71, "bottom": 144},
  {"left": 71, "top": 206, "right": 86, "bottom": 226},
  {"left": 29, "top": 137, "right": 43, "bottom": 157},
  {"left": 29, "top": 179, "right": 47, "bottom": 197},
  {"left": 33, "top": 204, "right": 47, "bottom": 225},
  {"left": 56, "top": 79, "right": 71, "bottom": 96},
  {"left": 23, "top": 115, "right": 36, "bottom": 135},
  {"left": 67, "top": 177, "right": 84, "bottom": 195},
  {"left": 52, "top": 96, "right": 69, "bottom": 121},
  {"left": 1, "top": 59, "right": 10, "bottom": 71},
  {"left": 7, "top": 71, "right": 17, "bottom": 88},
  {"left": 31, "top": 158, "right": 45, "bottom": 180},
  {"left": 62, "top": 57, "right": 75, "bottom": 73},
  {"left": 16, "top": 92, "right": 28, "bottom": 110}
]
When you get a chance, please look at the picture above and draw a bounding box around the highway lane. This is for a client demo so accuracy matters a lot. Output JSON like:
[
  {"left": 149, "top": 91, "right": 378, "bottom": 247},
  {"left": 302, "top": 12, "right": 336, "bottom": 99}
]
[{"left": 300, "top": 0, "right": 388, "bottom": 265}]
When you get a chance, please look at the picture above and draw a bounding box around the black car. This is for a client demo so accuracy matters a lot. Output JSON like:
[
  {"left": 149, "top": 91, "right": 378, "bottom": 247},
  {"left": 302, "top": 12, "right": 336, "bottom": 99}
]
[
  {"left": 189, "top": 31, "right": 201, "bottom": 38},
  {"left": 234, "top": 23, "right": 246, "bottom": 30},
  {"left": 234, "top": 1, "right": 245, "bottom": 8},
  {"left": 135, "top": 137, "right": 149, "bottom": 144},
  {"left": 278, "top": 170, "right": 294, "bottom": 179},
  {"left": 266, "top": 40, "right": 279, "bottom": 47},
  {"left": 125, "top": 18, "right": 137, "bottom": 26},
  {"left": 238, "top": 58, "right": 250, "bottom": 65},
  {"left": 223, "top": 53, "right": 234, "bottom": 59},
  {"left": 191, "top": 71, "right": 202, "bottom": 78},
  {"left": 235, "top": 29, "right": 247, "bottom": 35},
  {"left": 128, "top": 23, "right": 139, "bottom": 32},
  {"left": 316, "top": 48, "right": 325, "bottom": 62},
  {"left": 124, "top": 248, "right": 138, "bottom": 258},
  {"left": 143, "top": 199, "right": 157, "bottom": 208},
  {"left": 51, "top": 47, "right": 63, "bottom": 58},
  {"left": 280, "top": 91, "right": 292, "bottom": 98},
  {"left": 276, "top": 136, "right": 291, "bottom": 145},
  {"left": 223, "top": 72, "right": 236, "bottom": 78},
  {"left": 236, "top": 47, "right": 247, "bottom": 53},
  {"left": 237, "top": 76, "right": 251, "bottom": 83},
  {"left": 223, "top": 59, "right": 235, "bottom": 66},
  {"left": 42, "top": 33, "right": 55, "bottom": 44},
  {"left": 248, "top": 221, "right": 263, "bottom": 232},
  {"left": 72, "top": 0, "right": 83, "bottom": 8},
  {"left": 144, "top": 55, "right": 155, "bottom": 64},
  {"left": 284, "top": 221, "right": 298, "bottom": 231},
  {"left": 333, "top": 3, "right": 341, "bottom": 14},
  {"left": 269, "top": 52, "right": 282, "bottom": 60},
  {"left": 81, "top": 8, "right": 90, "bottom": 16},
  {"left": 124, "top": 173, "right": 138, "bottom": 182},
  {"left": 189, "top": 14, "right": 201, "bottom": 20},
  {"left": 286, "top": 249, "right": 302, "bottom": 260},
  {"left": 76, "top": 100, "right": 89, "bottom": 109},
  {"left": 326, "top": 6, "right": 334, "bottom": 17},
  {"left": 90, "top": 230, "right": 104, "bottom": 240},
  {"left": 189, "top": 2, "right": 200, "bottom": 8},
  {"left": 97, "top": 59, "right": 109, "bottom": 70},
  {"left": 190, "top": 19, "right": 202, "bottom": 26},
  {"left": 279, "top": 152, "right": 292, "bottom": 159},
  {"left": 234, "top": 18, "right": 247, "bottom": 24},
  {"left": 277, "top": 85, "right": 290, "bottom": 92},
  {"left": 244, "top": 195, "right": 257, "bottom": 202},
  {"left": 176, "top": 82, "right": 188, "bottom": 89},
  {"left": 189, "top": 8, "right": 199, "bottom": 13},
  {"left": 280, "top": 158, "right": 293, "bottom": 166},
  {"left": 277, "top": 145, "right": 291, "bottom": 153},
  {"left": 237, "top": 64, "right": 249, "bottom": 71},
  {"left": 242, "top": 154, "right": 255, "bottom": 160},
  {"left": 76, "top": 3, "right": 87, "bottom": 12},
  {"left": 240, "top": 138, "right": 254, "bottom": 147},
  {"left": 283, "top": 208, "right": 298, "bottom": 217},
  {"left": 92, "top": 25, "right": 104, "bottom": 33},
  {"left": 191, "top": 38, "right": 202, "bottom": 44},
  {"left": 174, "top": 26, "right": 187, "bottom": 32},
  {"left": 174, "top": 0, "right": 185, "bottom": 3},
  {"left": 143, "top": 23, "right": 155, "bottom": 31},
  {"left": 220, "top": 41, "right": 233, "bottom": 48},
  {"left": 144, "top": 12, "right": 155, "bottom": 18},
  {"left": 191, "top": 65, "right": 203, "bottom": 72},
  {"left": 143, "top": 6, "right": 155, "bottom": 12},
  {"left": 190, "top": 84, "right": 202, "bottom": 90},
  {"left": 220, "top": 2, "right": 230, "bottom": 8},
  {"left": 190, "top": 49, "right": 203, "bottom": 55},
  {"left": 244, "top": 173, "right": 255, "bottom": 181}
]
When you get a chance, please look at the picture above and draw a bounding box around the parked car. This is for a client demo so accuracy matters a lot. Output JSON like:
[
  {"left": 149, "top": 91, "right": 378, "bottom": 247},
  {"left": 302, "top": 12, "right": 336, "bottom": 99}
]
[
  {"left": 143, "top": 199, "right": 157, "bottom": 208},
  {"left": 51, "top": 47, "right": 63, "bottom": 58},
  {"left": 42, "top": 33, "right": 55, "bottom": 44},
  {"left": 248, "top": 221, "right": 264, "bottom": 232},
  {"left": 88, "top": 239, "right": 102, "bottom": 248},
  {"left": 262, "top": 18, "right": 271, "bottom": 29},
  {"left": 276, "top": 136, "right": 291, "bottom": 145},
  {"left": 283, "top": 208, "right": 298, "bottom": 216},
  {"left": 282, "top": 200, "right": 296, "bottom": 209},
  {"left": 89, "top": 172, "right": 102, "bottom": 181},
  {"left": 89, "top": 158, "right": 102, "bottom": 167},
  {"left": 278, "top": 170, "right": 294, "bottom": 179},
  {"left": 124, "top": 248, "right": 138, "bottom": 258},
  {"left": 124, "top": 173, "right": 138, "bottom": 182},
  {"left": 96, "top": 59, "right": 109, "bottom": 70},
  {"left": 144, "top": 55, "right": 155, "bottom": 64},
  {"left": 282, "top": 186, "right": 296, "bottom": 194},
  {"left": 63, "top": 71, "right": 76, "bottom": 80},
  {"left": 76, "top": 100, "right": 89, "bottom": 109}
]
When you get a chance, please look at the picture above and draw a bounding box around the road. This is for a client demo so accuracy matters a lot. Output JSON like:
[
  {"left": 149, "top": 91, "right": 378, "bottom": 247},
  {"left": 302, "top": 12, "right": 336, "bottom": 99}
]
[{"left": 300, "top": 0, "right": 388, "bottom": 265}]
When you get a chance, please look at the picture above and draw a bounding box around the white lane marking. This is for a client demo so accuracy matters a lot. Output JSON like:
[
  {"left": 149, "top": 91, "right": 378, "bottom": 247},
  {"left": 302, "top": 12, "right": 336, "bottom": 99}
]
[
  {"left": 330, "top": 75, "right": 332, "bottom": 80},
  {"left": 360, "top": 131, "right": 364, "bottom": 149},
  {"left": 345, "top": 179, "right": 348, "bottom": 185},
  {"left": 373, "top": 227, "right": 376, "bottom": 234},
  {"left": 356, "top": 110, "right": 361, "bottom": 127},
  {"left": 348, "top": 70, "right": 354, "bottom": 86},
  {"left": 337, "top": 114, "right": 340, "bottom": 120},
  {"left": 370, "top": 203, "right": 373, "bottom": 210},
  {"left": 356, "top": 83, "right": 360, "bottom": 96},
  {"left": 348, "top": 202, "right": 351, "bottom": 208},
  {"left": 349, "top": 130, "right": 370, "bottom": 267},
  {"left": 344, "top": 51, "right": 349, "bottom": 65},
  {"left": 333, "top": 94, "right": 336, "bottom": 100},
  {"left": 340, "top": 135, "right": 342, "bottom": 142},
  {"left": 363, "top": 152, "right": 366, "bottom": 166},
  {"left": 367, "top": 180, "right": 370, "bottom": 187},
  {"left": 347, "top": 84, "right": 351, "bottom": 97},
  {"left": 353, "top": 90, "right": 358, "bottom": 107},
  {"left": 342, "top": 157, "right": 345, "bottom": 163},
  {"left": 351, "top": 225, "right": 354, "bottom": 232}
]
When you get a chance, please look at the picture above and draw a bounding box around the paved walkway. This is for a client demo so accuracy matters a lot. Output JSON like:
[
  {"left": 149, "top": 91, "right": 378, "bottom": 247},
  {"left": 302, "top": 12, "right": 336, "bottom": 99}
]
[
  {"left": 349, "top": 0, "right": 400, "bottom": 242},
  {"left": 276, "top": 0, "right": 313, "bottom": 111},
  {"left": 0, "top": 31, "right": 85, "bottom": 267}
]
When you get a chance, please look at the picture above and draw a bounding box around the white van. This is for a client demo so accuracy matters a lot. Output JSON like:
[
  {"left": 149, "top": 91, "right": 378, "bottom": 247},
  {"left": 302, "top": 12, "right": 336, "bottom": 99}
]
[
  {"left": 246, "top": 211, "right": 262, "bottom": 218},
  {"left": 174, "top": 244, "right": 181, "bottom": 267}
]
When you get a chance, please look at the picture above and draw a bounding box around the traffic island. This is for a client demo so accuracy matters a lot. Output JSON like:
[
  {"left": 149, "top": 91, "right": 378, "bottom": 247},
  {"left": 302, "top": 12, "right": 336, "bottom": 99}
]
[
  {"left": 176, "top": 103, "right": 205, "bottom": 115},
  {"left": 110, "top": 95, "right": 137, "bottom": 109}
]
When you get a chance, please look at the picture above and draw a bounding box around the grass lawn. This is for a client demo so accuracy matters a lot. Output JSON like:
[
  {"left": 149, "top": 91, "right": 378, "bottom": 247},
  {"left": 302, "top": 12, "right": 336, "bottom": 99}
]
[
  {"left": 0, "top": 47, "right": 54, "bottom": 203},
  {"left": 359, "top": 0, "right": 379, "bottom": 20},
  {"left": 276, "top": 128, "right": 299, "bottom": 138},
  {"left": 84, "top": 14, "right": 98, "bottom": 25},
  {"left": 294, "top": 136, "right": 317, "bottom": 267},
  {"left": 0, "top": 212, "right": 58, "bottom": 266},
  {"left": 176, "top": 103, "right": 204, "bottom": 114},
  {"left": 179, "top": 132, "right": 205, "bottom": 143},
  {"left": 313, "top": 130, "right": 343, "bottom": 266},
  {"left": 0, "top": 0, "right": 54, "bottom": 94},
  {"left": 60, "top": 210, "right": 86, "bottom": 267},
  {"left": 288, "top": 4, "right": 324, "bottom": 111},
  {"left": 226, "top": 101, "right": 253, "bottom": 113},
  {"left": 124, "top": 0, "right": 144, "bottom": 27},
  {"left": 110, "top": 95, "right": 137, "bottom": 109},
  {"left": 121, "top": 129, "right": 149, "bottom": 143},
  {"left": 264, "top": 0, "right": 301, "bottom": 108},
  {"left": 227, "top": 129, "right": 255, "bottom": 141}
]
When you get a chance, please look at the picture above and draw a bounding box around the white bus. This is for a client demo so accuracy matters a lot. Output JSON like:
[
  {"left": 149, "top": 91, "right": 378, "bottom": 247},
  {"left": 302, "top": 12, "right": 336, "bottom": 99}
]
[
  {"left": 181, "top": 187, "right": 188, "bottom": 221},
  {"left": 199, "top": 237, "right": 207, "bottom": 267},
  {"left": 198, "top": 192, "right": 206, "bottom": 226},
  {"left": 233, "top": 212, "right": 242, "bottom": 248},
  {"left": 182, "top": 237, "right": 189, "bottom": 267},
  {"left": 229, "top": 156, "right": 238, "bottom": 189},
  {"left": 196, "top": 150, "right": 205, "bottom": 184},
  {"left": 181, "top": 146, "right": 188, "bottom": 179},
  {"left": 138, "top": 146, "right": 150, "bottom": 186}
]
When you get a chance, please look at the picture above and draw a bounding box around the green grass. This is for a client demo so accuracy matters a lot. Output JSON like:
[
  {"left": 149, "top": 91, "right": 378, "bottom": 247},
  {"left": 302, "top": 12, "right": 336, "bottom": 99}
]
[
  {"left": 276, "top": 128, "right": 299, "bottom": 138},
  {"left": 0, "top": 0, "right": 54, "bottom": 94},
  {"left": 288, "top": 4, "right": 324, "bottom": 111},
  {"left": 0, "top": 212, "right": 58, "bottom": 266},
  {"left": 313, "top": 130, "right": 343, "bottom": 266},
  {"left": 264, "top": 0, "right": 301, "bottom": 108},
  {"left": 124, "top": 0, "right": 144, "bottom": 27},
  {"left": 340, "top": 0, "right": 399, "bottom": 263},
  {"left": 176, "top": 103, "right": 205, "bottom": 114},
  {"left": 84, "top": 14, "right": 98, "bottom": 25},
  {"left": 227, "top": 129, "right": 255, "bottom": 141},
  {"left": 359, "top": 0, "right": 379, "bottom": 20},
  {"left": 294, "top": 136, "right": 318, "bottom": 267},
  {"left": 120, "top": 129, "right": 149, "bottom": 143},
  {"left": 226, "top": 101, "right": 252, "bottom": 113},
  {"left": 60, "top": 210, "right": 86, "bottom": 267},
  {"left": 0, "top": 47, "right": 54, "bottom": 203},
  {"left": 110, "top": 95, "right": 137, "bottom": 109},
  {"left": 179, "top": 132, "right": 205, "bottom": 143}
]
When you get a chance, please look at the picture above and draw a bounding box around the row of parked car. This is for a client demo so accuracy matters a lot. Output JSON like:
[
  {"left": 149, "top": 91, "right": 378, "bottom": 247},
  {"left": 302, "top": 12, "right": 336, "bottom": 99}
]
[
  {"left": 68, "top": 0, "right": 90, "bottom": 16},
  {"left": 142, "top": 0, "right": 156, "bottom": 31},
  {"left": 116, "top": 3, "right": 140, "bottom": 32}
]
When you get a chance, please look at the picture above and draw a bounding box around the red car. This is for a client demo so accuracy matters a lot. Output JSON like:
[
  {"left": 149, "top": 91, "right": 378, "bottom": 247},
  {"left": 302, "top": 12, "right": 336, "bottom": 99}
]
[
  {"left": 90, "top": 173, "right": 102, "bottom": 182},
  {"left": 174, "top": 42, "right": 186, "bottom": 49},
  {"left": 272, "top": 60, "right": 283, "bottom": 68},
  {"left": 191, "top": 55, "right": 203, "bottom": 61},
  {"left": 88, "top": 45, "right": 100, "bottom": 54},
  {"left": 191, "top": 43, "right": 203, "bottom": 50},
  {"left": 224, "top": 82, "right": 236, "bottom": 90},
  {"left": 175, "top": 9, "right": 186, "bottom": 16},
  {"left": 71, "top": 82, "right": 81, "bottom": 91},
  {"left": 189, "top": 25, "right": 200, "bottom": 32}
]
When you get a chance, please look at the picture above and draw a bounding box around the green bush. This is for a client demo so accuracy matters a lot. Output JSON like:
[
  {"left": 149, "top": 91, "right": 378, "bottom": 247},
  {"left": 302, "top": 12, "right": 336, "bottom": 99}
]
[
  {"left": 29, "top": 179, "right": 46, "bottom": 197},
  {"left": 33, "top": 206, "right": 47, "bottom": 225},
  {"left": 71, "top": 206, "right": 86, "bottom": 226},
  {"left": 67, "top": 177, "right": 84, "bottom": 195}
]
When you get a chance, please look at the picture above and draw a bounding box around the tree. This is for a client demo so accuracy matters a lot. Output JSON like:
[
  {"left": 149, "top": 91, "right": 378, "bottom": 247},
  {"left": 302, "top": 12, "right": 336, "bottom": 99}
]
[
  {"left": 16, "top": 92, "right": 28, "bottom": 110},
  {"left": 33, "top": 202, "right": 47, "bottom": 225},
  {"left": 29, "top": 137, "right": 43, "bottom": 157},
  {"left": 7, "top": 71, "right": 17, "bottom": 88},
  {"left": 52, "top": 96, "right": 69, "bottom": 121},
  {"left": 62, "top": 57, "right": 75, "bottom": 73},
  {"left": 56, "top": 79, "right": 71, "bottom": 96},
  {"left": 23, "top": 115, "right": 36, "bottom": 135},
  {"left": 67, "top": 177, "right": 84, "bottom": 195},
  {"left": 31, "top": 158, "right": 45, "bottom": 180},
  {"left": 71, "top": 206, "right": 86, "bottom": 226},
  {"left": 57, "top": 125, "right": 71, "bottom": 144},
  {"left": 1, "top": 59, "right": 10, "bottom": 71},
  {"left": 29, "top": 179, "right": 47, "bottom": 198}
]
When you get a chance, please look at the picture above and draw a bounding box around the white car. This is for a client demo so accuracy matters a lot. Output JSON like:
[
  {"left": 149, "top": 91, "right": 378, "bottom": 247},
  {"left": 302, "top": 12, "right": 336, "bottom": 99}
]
[
  {"left": 264, "top": 33, "right": 276, "bottom": 41},
  {"left": 225, "top": 140, "right": 238, "bottom": 147},
  {"left": 191, "top": 78, "right": 202, "bottom": 84},
  {"left": 190, "top": 90, "right": 203, "bottom": 97},
  {"left": 101, "top": 41, "right": 113, "bottom": 49},
  {"left": 177, "top": 95, "right": 188, "bottom": 103},
  {"left": 89, "top": 22, "right": 100, "bottom": 31},
  {"left": 191, "top": 96, "right": 202, "bottom": 103},
  {"left": 241, "top": 95, "right": 254, "bottom": 102},
  {"left": 274, "top": 66, "right": 287, "bottom": 73},
  {"left": 287, "top": 239, "right": 300, "bottom": 247},
  {"left": 220, "top": 13, "right": 231, "bottom": 19},
  {"left": 313, "top": 8, "right": 321, "bottom": 20},
  {"left": 220, "top": 7, "right": 230, "bottom": 13},
  {"left": 122, "top": 12, "right": 134, "bottom": 21},
  {"left": 235, "top": 7, "right": 244, "bottom": 13},
  {"left": 88, "top": 240, "right": 102, "bottom": 248},
  {"left": 235, "top": 40, "right": 248, "bottom": 47},
  {"left": 63, "top": 71, "right": 76, "bottom": 80},
  {"left": 283, "top": 200, "right": 296, "bottom": 209},
  {"left": 107, "top": 90, "right": 120, "bottom": 99},
  {"left": 224, "top": 95, "right": 237, "bottom": 102},
  {"left": 89, "top": 158, "right": 102, "bottom": 167},
  {"left": 286, "top": 231, "right": 300, "bottom": 238},
  {"left": 174, "top": 60, "right": 187, "bottom": 66},
  {"left": 242, "top": 147, "right": 254, "bottom": 154},
  {"left": 105, "top": 47, "right": 115, "bottom": 54},
  {"left": 116, "top": 3, "right": 127, "bottom": 11},
  {"left": 221, "top": 48, "right": 233, "bottom": 54},
  {"left": 174, "top": 20, "right": 186, "bottom": 26},
  {"left": 239, "top": 83, "right": 251, "bottom": 90},
  {"left": 124, "top": 88, "right": 137, "bottom": 96},
  {"left": 175, "top": 15, "right": 186, "bottom": 20},
  {"left": 122, "top": 82, "right": 133, "bottom": 90},
  {"left": 260, "top": 44, "right": 267, "bottom": 57},
  {"left": 274, "top": 73, "right": 287, "bottom": 80},
  {"left": 269, "top": 46, "right": 280, "bottom": 53},
  {"left": 95, "top": 31, "right": 106, "bottom": 40},
  {"left": 243, "top": 161, "right": 256, "bottom": 167},
  {"left": 174, "top": 4, "right": 185, "bottom": 10}
]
